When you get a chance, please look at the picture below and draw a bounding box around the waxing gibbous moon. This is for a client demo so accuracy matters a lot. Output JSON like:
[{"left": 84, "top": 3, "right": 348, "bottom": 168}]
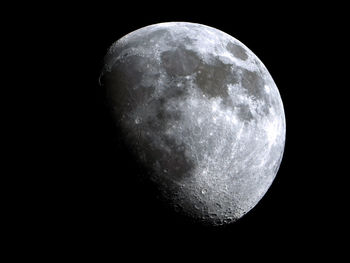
[{"left": 100, "top": 22, "right": 286, "bottom": 225}]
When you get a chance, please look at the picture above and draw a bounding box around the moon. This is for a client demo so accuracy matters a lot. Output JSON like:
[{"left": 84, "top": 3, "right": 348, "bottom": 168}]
[{"left": 100, "top": 22, "right": 286, "bottom": 225}]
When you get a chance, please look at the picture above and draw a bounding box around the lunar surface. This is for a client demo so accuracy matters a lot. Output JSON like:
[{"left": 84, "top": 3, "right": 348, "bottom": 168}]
[{"left": 100, "top": 22, "right": 286, "bottom": 225}]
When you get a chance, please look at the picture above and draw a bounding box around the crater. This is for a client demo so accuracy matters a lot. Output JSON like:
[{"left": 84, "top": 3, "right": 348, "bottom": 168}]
[{"left": 226, "top": 42, "right": 248, "bottom": 60}]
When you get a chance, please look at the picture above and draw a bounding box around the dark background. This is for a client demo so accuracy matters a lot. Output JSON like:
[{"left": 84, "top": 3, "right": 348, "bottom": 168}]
[{"left": 15, "top": 1, "right": 344, "bottom": 259}]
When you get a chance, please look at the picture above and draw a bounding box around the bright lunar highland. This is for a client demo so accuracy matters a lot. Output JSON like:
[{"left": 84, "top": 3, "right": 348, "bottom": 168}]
[{"left": 101, "top": 22, "right": 286, "bottom": 225}]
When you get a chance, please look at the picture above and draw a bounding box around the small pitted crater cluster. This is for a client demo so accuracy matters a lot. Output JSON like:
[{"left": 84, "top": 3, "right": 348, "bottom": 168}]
[{"left": 101, "top": 22, "right": 286, "bottom": 226}]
